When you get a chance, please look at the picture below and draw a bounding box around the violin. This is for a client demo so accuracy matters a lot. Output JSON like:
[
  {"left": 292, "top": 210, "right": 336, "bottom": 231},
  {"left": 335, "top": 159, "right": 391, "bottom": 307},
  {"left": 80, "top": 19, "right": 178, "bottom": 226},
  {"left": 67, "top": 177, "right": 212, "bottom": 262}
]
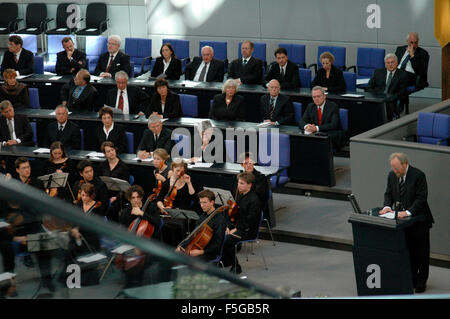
[
  {"left": 74, "top": 180, "right": 85, "bottom": 204},
  {"left": 227, "top": 188, "right": 240, "bottom": 223},
  {"left": 5, "top": 211, "right": 24, "bottom": 236},
  {"left": 46, "top": 161, "right": 67, "bottom": 198},
  {"left": 178, "top": 205, "right": 229, "bottom": 256},
  {"left": 85, "top": 200, "right": 102, "bottom": 216},
  {"left": 163, "top": 170, "right": 184, "bottom": 208},
  {"left": 149, "top": 161, "right": 164, "bottom": 202}
]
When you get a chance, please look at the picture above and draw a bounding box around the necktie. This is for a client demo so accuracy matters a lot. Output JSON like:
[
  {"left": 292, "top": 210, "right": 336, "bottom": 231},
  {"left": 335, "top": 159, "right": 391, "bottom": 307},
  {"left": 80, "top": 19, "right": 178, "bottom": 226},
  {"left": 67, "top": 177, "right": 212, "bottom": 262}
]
[
  {"left": 118, "top": 90, "right": 124, "bottom": 111},
  {"left": 385, "top": 71, "right": 393, "bottom": 93},
  {"left": 106, "top": 55, "right": 114, "bottom": 73},
  {"left": 242, "top": 59, "right": 247, "bottom": 68},
  {"left": 269, "top": 98, "right": 275, "bottom": 120},
  {"left": 400, "top": 54, "right": 410, "bottom": 70},
  {"left": 57, "top": 125, "right": 63, "bottom": 140},
  {"left": 399, "top": 176, "right": 406, "bottom": 197},
  {"left": 154, "top": 134, "right": 159, "bottom": 144},
  {"left": 198, "top": 63, "right": 208, "bottom": 81},
  {"left": 280, "top": 66, "right": 285, "bottom": 77},
  {"left": 7, "top": 119, "right": 14, "bottom": 139},
  {"left": 317, "top": 106, "right": 322, "bottom": 125},
  {"left": 14, "top": 54, "right": 18, "bottom": 64},
  {"left": 72, "top": 86, "right": 81, "bottom": 99}
]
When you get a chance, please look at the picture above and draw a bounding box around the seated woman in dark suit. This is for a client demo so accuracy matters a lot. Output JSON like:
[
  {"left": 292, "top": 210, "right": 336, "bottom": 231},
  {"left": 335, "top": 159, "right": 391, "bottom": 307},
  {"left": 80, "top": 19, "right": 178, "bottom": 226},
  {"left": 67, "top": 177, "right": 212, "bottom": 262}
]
[
  {"left": 311, "top": 52, "right": 346, "bottom": 92},
  {"left": 150, "top": 43, "right": 182, "bottom": 80},
  {"left": 0, "top": 69, "right": 29, "bottom": 109},
  {"left": 145, "top": 78, "right": 183, "bottom": 119},
  {"left": 209, "top": 79, "right": 245, "bottom": 121},
  {"left": 95, "top": 106, "right": 127, "bottom": 154}
]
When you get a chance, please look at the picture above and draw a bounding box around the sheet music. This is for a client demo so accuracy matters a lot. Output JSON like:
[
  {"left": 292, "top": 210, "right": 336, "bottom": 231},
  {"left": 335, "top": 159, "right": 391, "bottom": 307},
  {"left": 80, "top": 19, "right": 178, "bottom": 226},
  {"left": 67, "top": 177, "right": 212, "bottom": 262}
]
[
  {"left": 111, "top": 244, "right": 135, "bottom": 254},
  {"left": 33, "top": 148, "right": 51, "bottom": 153},
  {"left": 188, "top": 162, "right": 213, "bottom": 168},
  {"left": 379, "top": 212, "right": 395, "bottom": 219},
  {"left": 77, "top": 253, "right": 107, "bottom": 263},
  {"left": 0, "top": 221, "right": 10, "bottom": 228},
  {"left": 0, "top": 272, "right": 16, "bottom": 281}
]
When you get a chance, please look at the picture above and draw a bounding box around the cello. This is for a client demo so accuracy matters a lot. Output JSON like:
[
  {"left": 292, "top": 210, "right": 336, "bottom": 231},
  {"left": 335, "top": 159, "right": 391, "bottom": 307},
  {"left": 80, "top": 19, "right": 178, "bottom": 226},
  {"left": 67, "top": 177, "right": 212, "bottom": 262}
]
[{"left": 178, "top": 205, "right": 229, "bottom": 256}]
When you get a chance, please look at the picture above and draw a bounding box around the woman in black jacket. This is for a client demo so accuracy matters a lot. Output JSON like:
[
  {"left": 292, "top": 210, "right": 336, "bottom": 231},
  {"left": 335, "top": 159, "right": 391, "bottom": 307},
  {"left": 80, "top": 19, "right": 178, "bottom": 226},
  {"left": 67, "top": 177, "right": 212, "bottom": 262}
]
[
  {"left": 311, "top": 51, "right": 346, "bottom": 92},
  {"left": 209, "top": 79, "right": 245, "bottom": 121},
  {"left": 95, "top": 106, "right": 127, "bottom": 154},
  {"left": 145, "top": 78, "right": 183, "bottom": 119},
  {"left": 151, "top": 43, "right": 182, "bottom": 80}
]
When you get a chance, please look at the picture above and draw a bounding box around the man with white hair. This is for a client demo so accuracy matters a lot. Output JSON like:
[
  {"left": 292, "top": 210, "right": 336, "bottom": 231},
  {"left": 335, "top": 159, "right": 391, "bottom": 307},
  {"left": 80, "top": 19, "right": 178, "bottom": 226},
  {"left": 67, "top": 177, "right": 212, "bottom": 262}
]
[
  {"left": 184, "top": 46, "right": 224, "bottom": 82},
  {"left": 366, "top": 53, "right": 408, "bottom": 121},
  {"left": 94, "top": 35, "right": 131, "bottom": 78},
  {"left": 395, "top": 32, "right": 429, "bottom": 89}
]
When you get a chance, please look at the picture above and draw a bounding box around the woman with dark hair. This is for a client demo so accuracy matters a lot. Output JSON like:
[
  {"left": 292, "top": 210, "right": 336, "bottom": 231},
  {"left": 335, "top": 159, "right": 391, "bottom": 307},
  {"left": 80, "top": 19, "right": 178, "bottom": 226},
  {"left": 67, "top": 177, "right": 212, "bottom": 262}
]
[
  {"left": 150, "top": 43, "right": 182, "bottom": 80},
  {"left": 144, "top": 78, "right": 183, "bottom": 119},
  {"left": 311, "top": 51, "right": 346, "bottom": 92},
  {"left": 95, "top": 106, "right": 127, "bottom": 154},
  {"left": 0, "top": 69, "right": 30, "bottom": 108}
]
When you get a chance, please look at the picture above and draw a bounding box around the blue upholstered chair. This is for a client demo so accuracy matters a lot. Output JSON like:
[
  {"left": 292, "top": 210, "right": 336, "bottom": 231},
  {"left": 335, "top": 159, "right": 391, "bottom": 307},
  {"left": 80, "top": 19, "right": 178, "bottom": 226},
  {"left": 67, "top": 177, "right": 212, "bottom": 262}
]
[
  {"left": 343, "top": 71, "right": 357, "bottom": 92},
  {"left": 298, "top": 68, "right": 312, "bottom": 89},
  {"left": 125, "top": 132, "right": 134, "bottom": 154},
  {"left": 44, "top": 34, "right": 76, "bottom": 73},
  {"left": 279, "top": 43, "right": 306, "bottom": 68},
  {"left": 29, "top": 88, "right": 40, "bottom": 109},
  {"left": 179, "top": 94, "right": 198, "bottom": 118},
  {"left": 85, "top": 36, "right": 107, "bottom": 74},
  {"left": 125, "top": 37, "right": 152, "bottom": 76},
  {"left": 416, "top": 112, "right": 450, "bottom": 146},
  {"left": 347, "top": 47, "right": 385, "bottom": 89},
  {"left": 309, "top": 45, "right": 346, "bottom": 74},
  {"left": 258, "top": 131, "right": 290, "bottom": 189}
]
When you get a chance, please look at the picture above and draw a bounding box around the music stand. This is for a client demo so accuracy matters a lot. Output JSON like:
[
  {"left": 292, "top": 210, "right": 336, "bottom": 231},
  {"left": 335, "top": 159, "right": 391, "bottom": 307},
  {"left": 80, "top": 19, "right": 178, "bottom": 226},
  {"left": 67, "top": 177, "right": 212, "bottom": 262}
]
[
  {"left": 203, "top": 187, "right": 233, "bottom": 206},
  {"left": 164, "top": 208, "right": 199, "bottom": 237},
  {"left": 100, "top": 176, "right": 131, "bottom": 208},
  {"left": 38, "top": 172, "right": 69, "bottom": 190}
]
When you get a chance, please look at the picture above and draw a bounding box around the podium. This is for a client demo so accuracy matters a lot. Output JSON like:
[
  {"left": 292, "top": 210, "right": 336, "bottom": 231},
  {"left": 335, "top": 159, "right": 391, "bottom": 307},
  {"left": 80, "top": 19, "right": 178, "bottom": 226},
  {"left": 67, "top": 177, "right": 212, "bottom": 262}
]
[{"left": 348, "top": 210, "right": 424, "bottom": 296}]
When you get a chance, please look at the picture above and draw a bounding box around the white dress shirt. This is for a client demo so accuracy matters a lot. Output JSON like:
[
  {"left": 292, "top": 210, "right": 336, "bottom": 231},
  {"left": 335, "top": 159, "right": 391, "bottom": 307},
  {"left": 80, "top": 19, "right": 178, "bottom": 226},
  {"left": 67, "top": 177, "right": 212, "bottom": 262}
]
[
  {"left": 163, "top": 58, "right": 171, "bottom": 74},
  {"left": 399, "top": 51, "right": 415, "bottom": 74},
  {"left": 103, "top": 122, "right": 115, "bottom": 139},
  {"left": 3, "top": 118, "right": 21, "bottom": 145},
  {"left": 193, "top": 61, "right": 211, "bottom": 81},
  {"left": 115, "top": 89, "right": 129, "bottom": 114}
]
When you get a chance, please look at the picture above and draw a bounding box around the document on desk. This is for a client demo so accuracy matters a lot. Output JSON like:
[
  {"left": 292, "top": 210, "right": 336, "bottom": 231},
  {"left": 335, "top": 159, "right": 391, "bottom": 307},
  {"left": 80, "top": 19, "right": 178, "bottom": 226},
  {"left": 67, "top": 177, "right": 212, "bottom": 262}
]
[
  {"left": 188, "top": 162, "right": 213, "bottom": 169},
  {"left": 16, "top": 75, "right": 32, "bottom": 80},
  {"left": 379, "top": 212, "right": 395, "bottom": 219},
  {"left": 77, "top": 253, "right": 107, "bottom": 263},
  {"left": 134, "top": 80, "right": 146, "bottom": 83},
  {"left": 111, "top": 244, "right": 135, "bottom": 254},
  {"left": 356, "top": 78, "right": 370, "bottom": 85},
  {"left": 26, "top": 28, "right": 38, "bottom": 32},
  {"left": 90, "top": 75, "right": 103, "bottom": 81},
  {"left": 132, "top": 157, "right": 153, "bottom": 162},
  {"left": 181, "top": 80, "right": 201, "bottom": 87},
  {"left": 341, "top": 94, "right": 365, "bottom": 98},
  {"left": 56, "top": 28, "right": 68, "bottom": 31},
  {"left": 49, "top": 76, "right": 63, "bottom": 80},
  {"left": 33, "top": 148, "right": 51, "bottom": 154},
  {"left": 256, "top": 122, "right": 272, "bottom": 128},
  {"left": 0, "top": 221, "right": 10, "bottom": 229},
  {"left": 50, "top": 111, "right": 72, "bottom": 115},
  {"left": 0, "top": 272, "right": 16, "bottom": 281},
  {"left": 86, "top": 152, "right": 105, "bottom": 158}
]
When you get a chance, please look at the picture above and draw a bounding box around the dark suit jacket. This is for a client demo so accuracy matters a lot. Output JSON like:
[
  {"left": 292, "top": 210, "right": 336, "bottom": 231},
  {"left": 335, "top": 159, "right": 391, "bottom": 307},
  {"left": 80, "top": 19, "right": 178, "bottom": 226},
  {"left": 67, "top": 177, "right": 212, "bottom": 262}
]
[
  {"left": 366, "top": 68, "right": 408, "bottom": 102},
  {"left": 145, "top": 90, "right": 183, "bottom": 118},
  {"left": 94, "top": 50, "right": 132, "bottom": 77},
  {"left": 1, "top": 48, "right": 34, "bottom": 75},
  {"left": 260, "top": 93, "right": 294, "bottom": 125},
  {"left": 384, "top": 165, "right": 434, "bottom": 227},
  {"left": 137, "top": 127, "right": 173, "bottom": 154},
  {"left": 299, "top": 100, "right": 341, "bottom": 132},
  {"left": 209, "top": 93, "right": 245, "bottom": 121},
  {"left": 264, "top": 60, "right": 301, "bottom": 89},
  {"left": 60, "top": 79, "right": 99, "bottom": 112},
  {"left": 95, "top": 123, "right": 127, "bottom": 154},
  {"left": 0, "top": 84, "right": 30, "bottom": 109},
  {"left": 105, "top": 86, "right": 150, "bottom": 115},
  {"left": 55, "top": 49, "right": 87, "bottom": 75},
  {"left": 184, "top": 57, "right": 224, "bottom": 82},
  {"left": 45, "top": 120, "right": 81, "bottom": 150},
  {"left": 311, "top": 65, "right": 346, "bottom": 92},
  {"left": 394, "top": 46, "right": 429, "bottom": 88},
  {"left": 0, "top": 114, "right": 34, "bottom": 146},
  {"left": 228, "top": 56, "right": 263, "bottom": 84},
  {"left": 151, "top": 56, "right": 182, "bottom": 80}
]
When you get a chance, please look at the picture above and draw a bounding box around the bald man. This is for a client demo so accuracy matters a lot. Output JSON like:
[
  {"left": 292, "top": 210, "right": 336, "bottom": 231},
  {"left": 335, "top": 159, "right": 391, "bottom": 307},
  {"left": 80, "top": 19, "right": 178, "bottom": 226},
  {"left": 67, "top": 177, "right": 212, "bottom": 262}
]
[
  {"left": 395, "top": 32, "right": 429, "bottom": 89},
  {"left": 185, "top": 46, "right": 224, "bottom": 82},
  {"left": 60, "top": 69, "right": 100, "bottom": 112},
  {"left": 260, "top": 79, "right": 294, "bottom": 125}
]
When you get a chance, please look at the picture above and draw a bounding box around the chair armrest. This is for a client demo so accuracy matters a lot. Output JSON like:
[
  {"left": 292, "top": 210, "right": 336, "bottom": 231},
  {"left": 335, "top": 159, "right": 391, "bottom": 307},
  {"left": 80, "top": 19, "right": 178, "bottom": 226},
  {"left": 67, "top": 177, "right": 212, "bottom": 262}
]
[
  {"left": 41, "top": 18, "right": 54, "bottom": 32},
  {"left": 437, "top": 138, "right": 448, "bottom": 145},
  {"left": 8, "top": 18, "right": 22, "bottom": 33},
  {"left": 307, "top": 63, "right": 317, "bottom": 75},
  {"left": 140, "top": 56, "right": 152, "bottom": 74},
  {"left": 99, "top": 18, "right": 110, "bottom": 33},
  {"left": 402, "top": 134, "right": 417, "bottom": 142},
  {"left": 346, "top": 65, "right": 356, "bottom": 73}
]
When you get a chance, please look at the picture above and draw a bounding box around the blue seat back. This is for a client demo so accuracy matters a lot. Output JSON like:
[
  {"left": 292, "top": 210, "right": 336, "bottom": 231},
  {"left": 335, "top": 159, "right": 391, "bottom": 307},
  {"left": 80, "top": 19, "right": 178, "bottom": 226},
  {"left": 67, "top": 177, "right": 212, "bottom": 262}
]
[
  {"left": 86, "top": 36, "right": 108, "bottom": 74},
  {"left": 417, "top": 112, "right": 435, "bottom": 139},
  {"left": 339, "top": 108, "right": 349, "bottom": 132},
  {"left": 14, "top": 34, "right": 38, "bottom": 54},
  {"left": 199, "top": 40, "right": 227, "bottom": 62},
  {"left": 30, "top": 121, "right": 37, "bottom": 146},
  {"left": 298, "top": 68, "right": 311, "bottom": 89},
  {"left": 293, "top": 102, "right": 302, "bottom": 126},
  {"left": 179, "top": 94, "right": 198, "bottom": 118},
  {"left": 343, "top": 71, "right": 356, "bottom": 92},
  {"left": 357, "top": 47, "right": 385, "bottom": 78},
  {"left": 258, "top": 131, "right": 290, "bottom": 168},
  {"left": 80, "top": 128, "right": 85, "bottom": 150},
  {"left": 34, "top": 55, "right": 44, "bottom": 74},
  {"left": 279, "top": 43, "right": 306, "bottom": 67},
  {"left": 433, "top": 113, "right": 450, "bottom": 143},
  {"left": 173, "top": 133, "right": 190, "bottom": 157},
  {"left": 317, "top": 46, "right": 346, "bottom": 70},
  {"left": 162, "top": 39, "right": 189, "bottom": 59},
  {"left": 239, "top": 42, "right": 266, "bottom": 62},
  {"left": 29, "top": 88, "right": 40, "bottom": 109},
  {"left": 125, "top": 37, "right": 152, "bottom": 75},
  {"left": 125, "top": 131, "right": 134, "bottom": 154}
]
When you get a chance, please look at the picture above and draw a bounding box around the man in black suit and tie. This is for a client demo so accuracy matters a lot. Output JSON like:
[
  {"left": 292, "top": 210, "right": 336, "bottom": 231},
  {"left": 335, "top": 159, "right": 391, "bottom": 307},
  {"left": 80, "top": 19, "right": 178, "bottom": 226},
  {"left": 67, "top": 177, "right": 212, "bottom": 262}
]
[
  {"left": 395, "top": 32, "right": 429, "bottom": 89},
  {"left": 104, "top": 71, "right": 149, "bottom": 115},
  {"left": 0, "top": 100, "right": 33, "bottom": 147},
  {"left": 60, "top": 69, "right": 99, "bottom": 112},
  {"left": 380, "top": 152, "right": 434, "bottom": 293},
  {"left": 55, "top": 37, "right": 87, "bottom": 76},
  {"left": 94, "top": 35, "right": 131, "bottom": 78},
  {"left": 1, "top": 35, "right": 34, "bottom": 76},
  {"left": 260, "top": 79, "right": 294, "bottom": 125},
  {"left": 137, "top": 115, "right": 173, "bottom": 159},
  {"left": 264, "top": 47, "right": 301, "bottom": 89},
  {"left": 228, "top": 40, "right": 263, "bottom": 85},
  {"left": 299, "top": 86, "right": 344, "bottom": 149},
  {"left": 185, "top": 46, "right": 224, "bottom": 82},
  {"left": 44, "top": 104, "right": 81, "bottom": 150},
  {"left": 366, "top": 53, "right": 408, "bottom": 121}
]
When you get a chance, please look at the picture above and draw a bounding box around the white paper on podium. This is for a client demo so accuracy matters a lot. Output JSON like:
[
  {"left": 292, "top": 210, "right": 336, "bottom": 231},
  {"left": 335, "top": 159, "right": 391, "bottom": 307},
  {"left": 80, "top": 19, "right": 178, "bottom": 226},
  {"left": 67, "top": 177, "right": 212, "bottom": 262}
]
[
  {"left": 0, "top": 221, "right": 10, "bottom": 228},
  {"left": 188, "top": 162, "right": 213, "bottom": 169},
  {"left": 86, "top": 28, "right": 98, "bottom": 32},
  {"left": 0, "top": 28, "right": 6, "bottom": 31},
  {"left": 0, "top": 272, "right": 16, "bottom": 281},
  {"left": 33, "top": 148, "right": 51, "bottom": 154},
  {"left": 181, "top": 80, "right": 201, "bottom": 87},
  {"left": 379, "top": 212, "right": 395, "bottom": 219},
  {"left": 341, "top": 93, "right": 364, "bottom": 98},
  {"left": 50, "top": 111, "right": 72, "bottom": 115},
  {"left": 86, "top": 152, "right": 105, "bottom": 157},
  {"left": 356, "top": 78, "right": 370, "bottom": 85},
  {"left": 77, "top": 253, "right": 107, "bottom": 263},
  {"left": 111, "top": 244, "right": 135, "bottom": 254},
  {"left": 90, "top": 75, "right": 103, "bottom": 81},
  {"left": 49, "top": 76, "right": 63, "bottom": 80},
  {"left": 134, "top": 80, "right": 146, "bottom": 83},
  {"left": 256, "top": 122, "right": 272, "bottom": 128},
  {"left": 26, "top": 28, "right": 38, "bottom": 31},
  {"left": 16, "top": 75, "right": 32, "bottom": 80}
]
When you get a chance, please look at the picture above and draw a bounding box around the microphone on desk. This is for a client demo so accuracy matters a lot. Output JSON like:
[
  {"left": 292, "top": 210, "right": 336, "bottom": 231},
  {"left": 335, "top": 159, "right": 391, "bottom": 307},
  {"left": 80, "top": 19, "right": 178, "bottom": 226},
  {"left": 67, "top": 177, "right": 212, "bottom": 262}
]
[{"left": 394, "top": 201, "right": 399, "bottom": 220}]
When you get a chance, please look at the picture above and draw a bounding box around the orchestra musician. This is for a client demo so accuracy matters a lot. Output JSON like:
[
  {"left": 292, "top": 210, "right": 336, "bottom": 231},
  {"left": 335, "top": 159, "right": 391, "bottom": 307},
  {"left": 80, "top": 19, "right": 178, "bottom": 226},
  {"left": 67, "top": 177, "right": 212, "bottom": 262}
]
[{"left": 151, "top": 148, "right": 171, "bottom": 195}]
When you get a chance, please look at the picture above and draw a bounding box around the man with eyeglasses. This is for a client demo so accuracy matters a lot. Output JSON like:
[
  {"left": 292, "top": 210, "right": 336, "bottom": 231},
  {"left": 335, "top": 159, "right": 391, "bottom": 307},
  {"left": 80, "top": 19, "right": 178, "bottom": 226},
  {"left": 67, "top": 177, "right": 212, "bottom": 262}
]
[
  {"left": 137, "top": 115, "right": 173, "bottom": 159},
  {"left": 94, "top": 35, "right": 131, "bottom": 78}
]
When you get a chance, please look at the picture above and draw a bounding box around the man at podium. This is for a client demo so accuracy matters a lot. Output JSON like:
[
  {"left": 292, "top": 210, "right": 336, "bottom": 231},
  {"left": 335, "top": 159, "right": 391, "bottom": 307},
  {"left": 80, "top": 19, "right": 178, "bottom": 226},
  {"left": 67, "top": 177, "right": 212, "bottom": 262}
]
[{"left": 379, "top": 152, "right": 434, "bottom": 293}]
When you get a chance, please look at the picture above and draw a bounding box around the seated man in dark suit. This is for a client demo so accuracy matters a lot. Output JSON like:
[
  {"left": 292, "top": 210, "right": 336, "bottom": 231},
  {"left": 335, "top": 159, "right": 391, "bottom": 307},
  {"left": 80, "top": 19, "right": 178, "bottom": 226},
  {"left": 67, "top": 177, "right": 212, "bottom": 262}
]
[
  {"left": 1, "top": 35, "right": 34, "bottom": 76},
  {"left": 185, "top": 46, "right": 224, "bottom": 82},
  {"left": 105, "top": 71, "right": 149, "bottom": 115},
  {"left": 366, "top": 53, "right": 408, "bottom": 121},
  {"left": 260, "top": 79, "right": 294, "bottom": 125},
  {"left": 55, "top": 37, "right": 87, "bottom": 76},
  {"left": 137, "top": 115, "right": 173, "bottom": 159},
  {"left": 94, "top": 35, "right": 131, "bottom": 79},
  {"left": 299, "top": 86, "right": 344, "bottom": 149},
  {"left": 60, "top": 69, "right": 100, "bottom": 112},
  {"left": 228, "top": 40, "right": 263, "bottom": 85},
  {"left": 263, "top": 47, "right": 301, "bottom": 89},
  {"left": 0, "top": 100, "right": 34, "bottom": 147},
  {"left": 44, "top": 104, "right": 81, "bottom": 150},
  {"left": 395, "top": 32, "right": 429, "bottom": 89}
]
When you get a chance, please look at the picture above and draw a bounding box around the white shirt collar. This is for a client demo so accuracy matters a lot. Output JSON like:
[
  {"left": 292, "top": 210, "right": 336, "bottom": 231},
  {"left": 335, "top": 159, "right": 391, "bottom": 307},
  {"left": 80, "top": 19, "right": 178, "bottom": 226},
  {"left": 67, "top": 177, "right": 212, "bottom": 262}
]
[{"left": 103, "top": 122, "right": 115, "bottom": 136}]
